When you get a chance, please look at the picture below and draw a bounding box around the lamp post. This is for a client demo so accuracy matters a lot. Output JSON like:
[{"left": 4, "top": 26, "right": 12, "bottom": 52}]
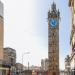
[{"left": 22, "top": 52, "right": 30, "bottom": 71}]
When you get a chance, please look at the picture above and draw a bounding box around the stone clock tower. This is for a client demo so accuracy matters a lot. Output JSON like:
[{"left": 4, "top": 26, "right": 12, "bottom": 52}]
[{"left": 48, "top": 2, "right": 60, "bottom": 75}]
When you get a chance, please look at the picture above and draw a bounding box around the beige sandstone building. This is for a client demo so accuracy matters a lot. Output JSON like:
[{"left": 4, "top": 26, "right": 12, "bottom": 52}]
[
  {"left": 0, "top": 1, "right": 4, "bottom": 75},
  {"left": 64, "top": 0, "right": 75, "bottom": 75},
  {"left": 69, "top": 0, "right": 75, "bottom": 74},
  {"left": 65, "top": 55, "right": 70, "bottom": 75},
  {"left": 0, "top": 1, "right": 3, "bottom": 63},
  {"left": 69, "top": 0, "right": 75, "bottom": 51}
]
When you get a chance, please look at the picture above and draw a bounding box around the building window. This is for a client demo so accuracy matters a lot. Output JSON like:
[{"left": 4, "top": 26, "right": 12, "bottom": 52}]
[{"left": 11, "top": 58, "right": 14, "bottom": 65}]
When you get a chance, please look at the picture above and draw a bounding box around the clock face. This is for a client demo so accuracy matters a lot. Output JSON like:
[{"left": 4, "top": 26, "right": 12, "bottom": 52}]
[{"left": 50, "top": 19, "right": 57, "bottom": 28}]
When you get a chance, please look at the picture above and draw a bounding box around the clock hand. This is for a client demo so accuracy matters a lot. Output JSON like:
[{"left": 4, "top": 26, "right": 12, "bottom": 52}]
[
  {"left": 52, "top": 21, "right": 55, "bottom": 25},
  {"left": 52, "top": 22, "right": 54, "bottom": 25},
  {"left": 53, "top": 21, "right": 55, "bottom": 25}
]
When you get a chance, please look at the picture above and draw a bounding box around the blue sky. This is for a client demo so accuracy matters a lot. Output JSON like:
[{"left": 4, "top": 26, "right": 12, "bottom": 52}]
[
  {"left": 2, "top": 0, "right": 71, "bottom": 70},
  {"left": 34, "top": 0, "right": 71, "bottom": 69}
]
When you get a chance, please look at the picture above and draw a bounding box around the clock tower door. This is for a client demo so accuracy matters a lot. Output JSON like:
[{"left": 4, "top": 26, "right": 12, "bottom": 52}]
[{"left": 48, "top": 2, "right": 60, "bottom": 75}]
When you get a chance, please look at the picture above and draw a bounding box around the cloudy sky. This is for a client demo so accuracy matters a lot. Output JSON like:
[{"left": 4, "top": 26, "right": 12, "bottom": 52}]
[{"left": 2, "top": 0, "right": 71, "bottom": 70}]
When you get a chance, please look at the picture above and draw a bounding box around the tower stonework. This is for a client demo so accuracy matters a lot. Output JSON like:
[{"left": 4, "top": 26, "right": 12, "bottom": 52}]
[{"left": 48, "top": 2, "right": 60, "bottom": 75}]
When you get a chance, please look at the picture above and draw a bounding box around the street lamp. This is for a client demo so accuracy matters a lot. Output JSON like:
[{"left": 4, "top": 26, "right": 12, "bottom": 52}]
[{"left": 22, "top": 52, "right": 30, "bottom": 71}]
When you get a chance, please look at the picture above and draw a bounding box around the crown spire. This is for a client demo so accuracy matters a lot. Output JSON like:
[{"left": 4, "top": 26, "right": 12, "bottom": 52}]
[{"left": 51, "top": 2, "right": 56, "bottom": 12}]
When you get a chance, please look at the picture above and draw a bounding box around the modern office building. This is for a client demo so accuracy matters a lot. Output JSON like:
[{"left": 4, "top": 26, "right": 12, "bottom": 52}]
[
  {"left": 3, "top": 47, "right": 16, "bottom": 66},
  {"left": 48, "top": 2, "right": 60, "bottom": 75},
  {"left": 3, "top": 47, "right": 16, "bottom": 75}
]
